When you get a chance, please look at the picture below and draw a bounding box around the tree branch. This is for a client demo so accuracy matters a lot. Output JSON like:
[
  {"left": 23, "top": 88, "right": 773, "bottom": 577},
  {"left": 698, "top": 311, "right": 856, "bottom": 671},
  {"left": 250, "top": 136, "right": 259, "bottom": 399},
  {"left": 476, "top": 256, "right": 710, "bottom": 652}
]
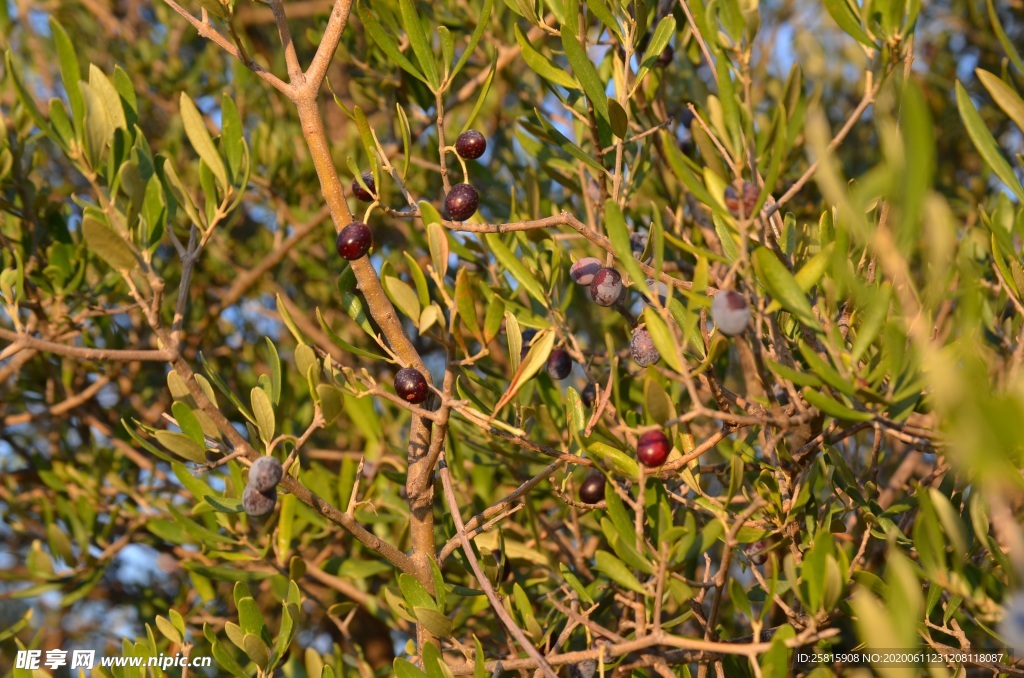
[
  {"left": 0, "top": 327, "right": 173, "bottom": 362},
  {"left": 438, "top": 460, "right": 559, "bottom": 678},
  {"left": 159, "top": 0, "right": 292, "bottom": 94}
]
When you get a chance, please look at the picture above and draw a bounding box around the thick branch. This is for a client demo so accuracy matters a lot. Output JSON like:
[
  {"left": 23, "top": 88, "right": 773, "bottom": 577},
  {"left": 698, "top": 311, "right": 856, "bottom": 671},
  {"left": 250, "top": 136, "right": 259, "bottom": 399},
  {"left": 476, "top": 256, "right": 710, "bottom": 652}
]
[
  {"left": 0, "top": 327, "right": 173, "bottom": 362},
  {"left": 303, "top": 0, "right": 355, "bottom": 91}
]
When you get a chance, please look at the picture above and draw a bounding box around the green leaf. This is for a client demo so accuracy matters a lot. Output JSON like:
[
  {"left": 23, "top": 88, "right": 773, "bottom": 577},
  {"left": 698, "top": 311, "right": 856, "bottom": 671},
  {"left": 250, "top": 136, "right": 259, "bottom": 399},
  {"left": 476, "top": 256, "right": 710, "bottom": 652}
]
[
  {"left": 338, "top": 265, "right": 379, "bottom": 338},
  {"left": 977, "top": 69, "right": 1024, "bottom": 133},
  {"left": 203, "top": 495, "right": 244, "bottom": 513},
  {"left": 604, "top": 200, "right": 648, "bottom": 288},
  {"left": 642, "top": 308, "right": 683, "bottom": 373},
  {"left": 423, "top": 642, "right": 454, "bottom": 677},
  {"left": 403, "top": 251, "right": 431, "bottom": 310},
  {"left": 316, "top": 384, "right": 345, "bottom": 424},
  {"left": 798, "top": 341, "right": 852, "bottom": 395},
  {"left": 422, "top": 204, "right": 450, "bottom": 278},
  {"left": 764, "top": 246, "right": 830, "bottom": 313},
  {"left": 752, "top": 247, "right": 820, "bottom": 329},
  {"left": 603, "top": 518, "right": 654, "bottom": 574},
  {"left": 801, "top": 387, "right": 873, "bottom": 422},
  {"left": 461, "top": 59, "right": 497, "bottom": 134},
  {"left": 49, "top": 19, "right": 83, "bottom": 136},
  {"left": 243, "top": 633, "right": 270, "bottom": 670},
  {"left": 171, "top": 401, "right": 205, "bottom": 445},
  {"left": 399, "top": 0, "right": 439, "bottom": 89},
  {"left": 455, "top": 269, "right": 482, "bottom": 340},
  {"left": 276, "top": 293, "right": 309, "bottom": 344},
  {"left": 179, "top": 93, "right": 228, "bottom": 191},
  {"left": 473, "top": 636, "right": 487, "bottom": 678},
  {"left": 516, "top": 25, "right": 578, "bottom": 89},
  {"left": 586, "top": 0, "right": 623, "bottom": 42},
  {"left": 80, "top": 81, "right": 112, "bottom": 167},
  {"left": 956, "top": 81, "right": 1024, "bottom": 202},
  {"left": 603, "top": 484, "right": 634, "bottom": 541},
  {"left": 850, "top": 285, "right": 891, "bottom": 362},
  {"left": 237, "top": 596, "right": 267, "bottom": 637},
  {"left": 512, "top": 583, "right": 543, "bottom": 641},
  {"left": 608, "top": 98, "right": 628, "bottom": 139},
  {"left": 484, "top": 233, "right": 547, "bottom": 306},
  {"left": 493, "top": 329, "right": 555, "bottom": 412},
  {"left": 358, "top": 4, "right": 429, "bottom": 85},
  {"left": 822, "top": 0, "right": 875, "bottom": 47},
  {"left": 452, "top": 0, "right": 493, "bottom": 79},
  {"left": 154, "top": 431, "right": 206, "bottom": 464},
  {"left": 383, "top": 274, "right": 422, "bottom": 322},
  {"left": 987, "top": 0, "right": 1024, "bottom": 75},
  {"left": 315, "top": 308, "right": 388, "bottom": 360},
  {"left": 566, "top": 387, "right": 585, "bottom": 436},
  {"left": 438, "top": 26, "right": 454, "bottom": 77},
  {"left": 48, "top": 99, "right": 74, "bottom": 150},
  {"left": 398, "top": 573, "right": 437, "bottom": 612},
  {"left": 89, "top": 64, "right": 127, "bottom": 132},
  {"left": 594, "top": 551, "right": 646, "bottom": 594},
  {"left": 395, "top": 659, "right": 428, "bottom": 678},
  {"left": 155, "top": 615, "right": 183, "bottom": 644},
  {"left": 160, "top": 155, "right": 204, "bottom": 227},
  {"left": 587, "top": 441, "right": 640, "bottom": 478},
  {"left": 661, "top": 130, "right": 717, "bottom": 207},
  {"left": 82, "top": 214, "right": 138, "bottom": 270},
  {"left": 533, "top": 108, "right": 607, "bottom": 174},
  {"left": 483, "top": 297, "right": 504, "bottom": 342},
  {"left": 220, "top": 93, "right": 245, "bottom": 182},
  {"left": 251, "top": 387, "right": 275, "bottom": 445},
  {"left": 635, "top": 16, "right": 676, "bottom": 87},
  {"left": 561, "top": 17, "right": 609, "bottom": 126}
]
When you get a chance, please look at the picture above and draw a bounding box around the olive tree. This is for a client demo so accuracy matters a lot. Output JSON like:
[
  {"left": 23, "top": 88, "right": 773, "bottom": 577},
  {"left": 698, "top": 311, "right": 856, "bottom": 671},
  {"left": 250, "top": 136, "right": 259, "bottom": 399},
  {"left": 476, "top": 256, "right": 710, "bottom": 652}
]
[{"left": 2, "top": 0, "right": 1024, "bottom": 675}]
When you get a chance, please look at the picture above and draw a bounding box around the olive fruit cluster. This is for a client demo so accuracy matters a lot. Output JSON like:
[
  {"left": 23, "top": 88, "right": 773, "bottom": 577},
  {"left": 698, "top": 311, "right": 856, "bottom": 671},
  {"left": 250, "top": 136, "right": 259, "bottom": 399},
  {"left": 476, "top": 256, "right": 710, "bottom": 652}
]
[
  {"left": 570, "top": 257, "right": 624, "bottom": 308},
  {"left": 576, "top": 427, "right": 672, "bottom": 501},
  {"left": 569, "top": 256, "right": 661, "bottom": 368},
  {"left": 444, "top": 130, "right": 488, "bottom": 221},
  {"left": 344, "top": 132, "right": 489, "bottom": 262},
  {"left": 242, "top": 455, "right": 283, "bottom": 517}
]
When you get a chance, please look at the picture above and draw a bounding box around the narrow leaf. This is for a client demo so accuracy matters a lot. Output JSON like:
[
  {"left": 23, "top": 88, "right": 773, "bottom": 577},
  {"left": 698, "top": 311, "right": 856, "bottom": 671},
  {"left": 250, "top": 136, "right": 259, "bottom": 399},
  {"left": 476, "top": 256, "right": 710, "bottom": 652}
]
[
  {"left": 179, "top": 93, "right": 228, "bottom": 190},
  {"left": 751, "top": 246, "right": 820, "bottom": 329}
]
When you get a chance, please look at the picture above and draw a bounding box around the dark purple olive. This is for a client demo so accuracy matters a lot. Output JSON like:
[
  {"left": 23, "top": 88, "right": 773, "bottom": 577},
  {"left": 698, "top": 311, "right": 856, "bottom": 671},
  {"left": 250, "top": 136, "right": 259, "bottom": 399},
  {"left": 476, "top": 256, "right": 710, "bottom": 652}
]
[
  {"left": 547, "top": 349, "right": 572, "bottom": 380},
  {"left": 455, "top": 130, "right": 487, "bottom": 159},
  {"left": 444, "top": 183, "right": 479, "bottom": 221},
  {"left": 578, "top": 473, "right": 606, "bottom": 504},
  {"left": 636, "top": 429, "right": 670, "bottom": 467},
  {"left": 581, "top": 382, "right": 598, "bottom": 408},
  {"left": 336, "top": 221, "right": 373, "bottom": 260},
  {"left": 351, "top": 172, "right": 375, "bottom": 202},
  {"left": 395, "top": 367, "right": 429, "bottom": 404},
  {"left": 248, "top": 456, "right": 283, "bottom": 493},
  {"left": 242, "top": 485, "right": 277, "bottom": 516}
]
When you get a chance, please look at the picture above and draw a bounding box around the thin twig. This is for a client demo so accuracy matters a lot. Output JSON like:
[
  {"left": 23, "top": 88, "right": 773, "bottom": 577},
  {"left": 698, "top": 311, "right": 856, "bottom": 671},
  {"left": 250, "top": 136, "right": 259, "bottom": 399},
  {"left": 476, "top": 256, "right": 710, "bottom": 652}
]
[{"left": 438, "top": 461, "right": 559, "bottom": 678}]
